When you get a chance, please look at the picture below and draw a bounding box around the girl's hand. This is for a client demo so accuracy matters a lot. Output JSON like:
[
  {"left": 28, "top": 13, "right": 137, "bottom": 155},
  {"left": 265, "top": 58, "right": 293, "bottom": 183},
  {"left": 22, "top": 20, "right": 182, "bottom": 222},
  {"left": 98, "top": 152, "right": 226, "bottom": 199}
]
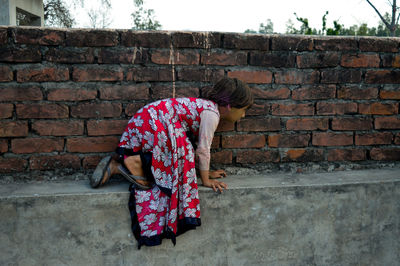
[
  {"left": 209, "top": 169, "right": 227, "bottom": 179},
  {"left": 203, "top": 179, "right": 228, "bottom": 193}
]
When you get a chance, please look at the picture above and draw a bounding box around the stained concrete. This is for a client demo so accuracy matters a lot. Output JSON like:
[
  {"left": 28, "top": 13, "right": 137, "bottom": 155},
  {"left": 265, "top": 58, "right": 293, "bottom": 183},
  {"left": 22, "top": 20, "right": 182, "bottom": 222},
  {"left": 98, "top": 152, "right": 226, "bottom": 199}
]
[{"left": 1, "top": 168, "right": 400, "bottom": 266}]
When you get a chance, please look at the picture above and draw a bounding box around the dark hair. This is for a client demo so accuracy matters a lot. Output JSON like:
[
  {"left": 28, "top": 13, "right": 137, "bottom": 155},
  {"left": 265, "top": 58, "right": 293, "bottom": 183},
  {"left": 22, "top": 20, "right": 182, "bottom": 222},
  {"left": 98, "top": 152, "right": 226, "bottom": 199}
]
[{"left": 202, "top": 77, "right": 254, "bottom": 108}]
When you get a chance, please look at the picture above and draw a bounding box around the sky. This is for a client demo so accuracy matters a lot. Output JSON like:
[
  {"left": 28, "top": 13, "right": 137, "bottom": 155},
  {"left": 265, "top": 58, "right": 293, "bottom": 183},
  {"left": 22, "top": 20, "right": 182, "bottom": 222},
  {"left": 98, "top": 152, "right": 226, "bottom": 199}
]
[{"left": 73, "top": 0, "right": 393, "bottom": 33}]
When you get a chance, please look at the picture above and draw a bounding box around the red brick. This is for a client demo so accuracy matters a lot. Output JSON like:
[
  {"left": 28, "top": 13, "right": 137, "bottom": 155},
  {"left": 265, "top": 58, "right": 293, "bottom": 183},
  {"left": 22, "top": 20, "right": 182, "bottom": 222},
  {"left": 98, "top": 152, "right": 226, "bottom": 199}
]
[
  {"left": 210, "top": 150, "right": 232, "bottom": 164},
  {"left": 365, "top": 70, "right": 400, "bottom": 84},
  {"left": 359, "top": 38, "right": 399, "bottom": 52},
  {"left": 177, "top": 68, "right": 224, "bottom": 82},
  {"left": 286, "top": 118, "right": 329, "bottom": 130},
  {"left": 152, "top": 85, "right": 199, "bottom": 99},
  {"left": 0, "top": 121, "right": 28, "bottom": 137},
  {"left": 45, "top": 47, "right": 95, "bottom": 63},
  {"left": 337, "top": 87, "right": 378, "bottom": 100},
  {"left": 297, "top": 52, "right": 340, "bottom": 68},
  {"left": 222, "top": 134, "right": 266, "bottom": 148},
  {"left": 100, "top": 84, "right": 149, "bottom": 100},
  {"left": 17, "top": 67, "right": 69, "bottom": 82},
  {"left": 0, "top": 139, "right": 8, "bottom": 153},
  {"left": 0, "top": 28, "right": 7, "bottom": 45},
  {"left": 224, "top": 34, "right": 270, "bottom": 50},
  {"left": 0, "top": 46, "right": 41, "bottom": 62},
  {"left": 0, "top": 86, "right": 42, "bottom": 101},
  {"left": 13, "top": 28, "right": 65, "bottom": 45},
  {"left": 332, "top": 117, "right": 373, "bottom": 130},
  {"left": 121, "top": 31, "right": 171, "bottom": 48},
  {"left": 32, "top": 121, "right": 84, "bottom": 136},
  {"left": 66, "top": 29, "right": 118, "bottom": 47},
  {"left": 201, "top": 51, "right": 247, "bottom": 66},
  {"left": 275, "top": 70, "right": 319, "bottom": 84},
  {"left": 98, "top": 47, "right": 148, "bottom": 64},
  {"left": 316, "top": 102, "right": 357, "bottom": 115},
  {"left": 327, "top": 149, "right": 366, "bottom": 161},
  {"left": 283, "top": 149, "right": 324, "bottom": 162},
  {"left": 355, "top": 132, "right": 393, "bottom": 146},
  {"left": 246, "top": 103, "right": 270, "bottom": 116},
  {"left": 66, "top": 136, "right": 119, "bottom": 153},
  {"left": 127, "top": 67, "right": 173, "bottom": 82},
  {"left": 16, "top": 104, "right": 68, "bottom": 119},
  {"left": 321, "top": 69, "right": 362, "bottom": 83},
  {"left": 375, "top": 117, "right": 400, "bottom": 129},
  {"left": 0, "top": 66, "right": 13, "bottom": 81},
  {"left": 236, "top": 150, "right": 280, "bottom": 163},
  {"left": 125, "top": 103, "right": 146, "bottom": 116},
  {"left": 11, "top": 138, "right": 64, "bottom": 154},
  {"left": 87, "top": 120, "right": 128, "bottom": 136},
  {"left": 314, "top": 38, "right": 358, "bottom": 51},
  {"left": 271, "top": 103, "right": 314, "bottom": 116},
  {"left": 381, "top": 54, "right": 400, "bottom": 68},
  {"left": 341, "top": 53, "right": 380, "bottom": 68},
  {"left": 292, "top": 85, "right": 336, "bottom": 100},
  {"left": 151, "top": 49, "right": 199, "bottom": 65},
  {"left": 237, "top": 117, "right": 281, "bottom": 132},
  {"left": 47, "top": 88, "right": 97, "bottom": 101},
  {"left": 73, "top": 67, "right": 123, "bottom": 82},
  {"left": 252, "top": 87, "right": 290, "bottom": 99},
  {"left": 312, "top": 132, "right": 353, "bottom": 146},
  {"left": 270, "top": 35, "right": 312, "bottom": 51},
  {"left": 395, "top": 133, "right": 400, "bottom": 144},
  {"left": 370, "top": 148, "right": 400, "bottom": 161},
  {"left": 83, "top": 155, "right": 103, "bottom": 169},
  {"left": 71, "top": 103, "right": 122, "bottom": 118},
  {"left": 228, "top": 70, "right": 272, "bottom": 84},
  {"left": 29, "top": 155, "right": 81, "bottom": 170},
  {"left": 359, "top": 103, "right": 398, "bottom": 115},
  {"left": 0, "top": 158, "right": 27, "bottom": 173},
  {"left": 0, "top": 104, "right": 13, "bottom": 118},
  {"left": 380, "top": 89, "right": 400, "bottom": 100},
  {"left": 268, "top": 134, "right": 310, "bottom": 148},
  {"left": 216, "top": 120, "right": 235, "bottom": 132},
  {"left": 172, "top": 32, "right": 221, "bottom": 48},
  {"left": 211, "top": 136, "right": 220, "bottom": 149},
  {"left": 249, "top": 52, "right": 296, "bottom": 67}
]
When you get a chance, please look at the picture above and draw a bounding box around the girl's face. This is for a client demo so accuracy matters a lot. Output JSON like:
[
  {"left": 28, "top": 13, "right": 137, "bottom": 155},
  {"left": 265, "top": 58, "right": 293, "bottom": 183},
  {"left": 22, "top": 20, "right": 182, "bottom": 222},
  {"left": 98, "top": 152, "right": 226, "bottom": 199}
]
[{"left": 223, "top": 106, "right": 248, "bottom": 123}]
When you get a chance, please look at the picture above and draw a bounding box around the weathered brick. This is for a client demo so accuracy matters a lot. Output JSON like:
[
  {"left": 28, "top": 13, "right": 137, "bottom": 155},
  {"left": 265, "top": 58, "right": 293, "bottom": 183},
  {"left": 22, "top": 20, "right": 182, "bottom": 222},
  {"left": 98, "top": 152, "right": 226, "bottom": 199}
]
[
  {"left": 0, "top": 28, "right": 7, "bottom": 44},
  {"left": 224, "top": 34, "right": 269, "bottom": 50},
  {"left": 381, "top": 54, "right": 400, "bottom": 68},
  {"left": 45, "top": 47, "right": 95, "bottom": 63},
  {"left": 121, "top": 31, "right": 170, "bottom": 48},
  {"left": 210, "top": 150, "right": 232, "bottom": 164},
  {"left": 211, "top": 136, "right": 221, "bottom": 149},
  {"left": 359, "top": 103, "right": 398, "bottom": 115},
  {"left": 286, "top": 118, "right": 329, "bottom": 130},
  {"left": 246, "top": 103, "right": 270, "bottom": 116},
  {"left": 271, "top": 103, "right": 314, "bottom": 116},
  {"left": 268, "top": 134, "right": 310, "bottom": 148},
  {"left": 29, "top": 155, "right": 81, "bottom": 170},
  {"left": 365, "top": 70, "right": 400, "bottom": 84},
  {"left": 17, "top": 67, "right": 69, "bottom": 82},
  {"left": 359, "top": 38, "right": 399, "bottom": 52},
  {"left": 341, "top": 53, "right": 380, "bottom": 68},
  {"left": 83, "top": 155, "right": 103, "bottom": 169},
  {"left": 237, "top": 118, "right": 281, "bottom": 132},
  {"left": 87, "top": 120, "right": 128, "bottom": 136},
  {"left": 13, "top": 28, "right": 65, "bottom": 45},
  {"left": 0, "top": 86, "right": 42, "bottom": 101},
  {"left": 312, "top": 132, "right": 353, "bottom": 146},
  {"left": 66, "top": 29, "right": 118, "bottom": 47},
  {"left": 249, "top": 52, "right": 296, "bottom": 67},
  {"left": 316, "top": 102, "right": 357, "bottom": 115},
  {"left": 151, "top": 49, "right": 199, "bottom": 65},
  {"left": 283, "top": 149, "right": 324, "bottom": 162},
  {"left": 100, "top": 84, "right": 150, "bottom": 100},
  {"left": 297, "top": 52, "right": 340, "bottom": 68},
  {"left": 0, "top": 66, "right": 13, "bottom": 81},
  {"left": 216, "top": 120, "right": 235, "bottom": 132},
  {"left": 327, "top": 149, "right": 366, "bottom": 161},
  {"left": 332, "top": 117, "right": 373, "bottom": 130},
  {"left": 375, "top": 117, "right": 400, "bottom": 129},
  {"left": 0, "top": 121, "right": 28, "bottom": 137},
  {"left": 337, "top": 86, "right": 378, "bottom": 100},
  {"left": 32, "top": 121, "right": 84, "bottom": 136},
  {"left": 152, "top": 85, "right": 199, "bottom": 99},
  {"left": 321, "top": 69, "right": 362, "bottom": 83},
  {"left": 380, "top": 88, "right": 400, "bottom": 99},
  {"left": 236, "top": 150, "right": 280, "bottom": 163},
  {"left": 98, "top": 47, "right": 148, "bottom": 64},
  {"left": 67, "top": 136, "right": 119, "bottom": 153},
  {"left": 11, "top": 138, "right": 64, "bottom": 154},
  {"left": 0, "top": 139, "right": 8, "bottom": 153},
  {"left": 355, "top": 132, "right": 393, "bottom": 145},
  {"left": 73, "top": 67, "right": 123, "bottom": 82},
  {"left": 0, "top": 158, "right": 27, "bottom": 173},
  {"left": 275, "top": 70, "right": 319, "bottom": 84},
  {"left": 292, "top": 85, "right": 336, "bottom": 100},
  {"left": 270, "top": 35, "right": 312, "bottom": 51},
  {"left": 0, "top": 46, "right": 41, "bottom": 62},
  {"left": 314, "top": 38, "right": 358, "bottom": 51},
  {"left": 127, "top": 67, "right": 173, "bottom": 82},
  {"left": 228, "top": 70, "right": 272, "bottom": 84},
  {"left": 172, "top": 32, "right": 221, "bottom": 48},
  {"left": 16, "top": 103, "right": 68, "bottom": 119},
  {"left": 177, "top": 68, "right": 224, "bottom": 82},
  {"left": 395, "top": 133, "right": 400, "bottom": 144},
  {"left": 201, "top": 51, "right": 247, "bottom": 66},
  {"left": 71, "top": 103, "right": 122, "bottom": 118},
  {"left": 0, "top": 103, "right": 13, "bottom": 118},
  {"left": 370, "top": 148, "right": 400, "bottom": 161},
  {"left": 48, "top": 88, "right": 97, "bottom": 101},
  {"left": 125, "top": 103, "right": 146, "bottom": 116},
  {"left": 222, "top": 134, "right": 266, "bottom": 148},
  {"left": 251, "top": 87, "right": 290, "bottom": 99}
]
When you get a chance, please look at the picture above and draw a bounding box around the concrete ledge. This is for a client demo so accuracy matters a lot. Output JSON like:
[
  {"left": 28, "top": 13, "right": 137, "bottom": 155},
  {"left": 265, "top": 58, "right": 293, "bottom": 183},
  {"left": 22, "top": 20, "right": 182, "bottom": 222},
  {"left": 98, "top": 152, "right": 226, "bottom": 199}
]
[{"left": 1, "top": 168, "right": 400, "bottom": 265}]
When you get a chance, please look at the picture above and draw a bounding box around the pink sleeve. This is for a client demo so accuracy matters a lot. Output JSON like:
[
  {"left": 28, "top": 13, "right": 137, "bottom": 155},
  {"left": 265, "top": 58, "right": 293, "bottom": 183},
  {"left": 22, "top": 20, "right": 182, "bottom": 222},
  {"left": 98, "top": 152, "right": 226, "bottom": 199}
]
[{"left": 196, "top": 110, "right": 220, "bottom": 171}]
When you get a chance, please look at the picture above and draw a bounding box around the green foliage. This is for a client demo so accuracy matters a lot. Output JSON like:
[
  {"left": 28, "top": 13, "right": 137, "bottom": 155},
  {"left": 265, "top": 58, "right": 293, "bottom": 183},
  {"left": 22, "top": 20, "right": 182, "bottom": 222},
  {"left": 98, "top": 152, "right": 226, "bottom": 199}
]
[
  {"left": 245, "top": 19, "right": 274, "bottom": 34},
  {"left": 131, "top": 0, "right": 162, "bottom": 30}
]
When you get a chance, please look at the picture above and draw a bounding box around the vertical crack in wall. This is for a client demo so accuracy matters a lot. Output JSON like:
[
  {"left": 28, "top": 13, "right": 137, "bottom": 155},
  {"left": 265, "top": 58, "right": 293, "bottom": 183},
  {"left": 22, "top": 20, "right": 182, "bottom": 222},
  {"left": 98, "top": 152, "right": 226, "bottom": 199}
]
[{"left": 169, "top": 41, "right": 176, "bottom": 98}]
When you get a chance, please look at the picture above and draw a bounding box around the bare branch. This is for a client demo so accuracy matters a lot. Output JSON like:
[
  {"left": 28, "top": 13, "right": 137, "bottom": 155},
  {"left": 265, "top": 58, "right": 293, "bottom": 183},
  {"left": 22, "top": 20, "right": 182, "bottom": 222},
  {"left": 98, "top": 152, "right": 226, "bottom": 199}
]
[{"left": 365, "top": 0, "right": 391, "bottom": 28}]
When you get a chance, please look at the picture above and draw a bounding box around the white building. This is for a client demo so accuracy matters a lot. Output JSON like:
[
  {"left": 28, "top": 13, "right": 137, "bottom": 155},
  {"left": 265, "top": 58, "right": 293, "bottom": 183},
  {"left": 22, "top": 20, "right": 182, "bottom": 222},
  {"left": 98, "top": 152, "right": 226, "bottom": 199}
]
[{"left": 0, "top": 0, "right": 44, "bottom": 26}]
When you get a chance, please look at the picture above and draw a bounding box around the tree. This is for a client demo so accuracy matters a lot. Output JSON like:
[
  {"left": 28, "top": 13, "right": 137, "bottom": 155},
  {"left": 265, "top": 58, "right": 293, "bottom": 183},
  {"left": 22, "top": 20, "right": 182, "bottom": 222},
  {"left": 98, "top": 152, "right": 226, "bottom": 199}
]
[
  {"left": 43, "top": 0, "right": 75, "bottom": 28},
  {"left": 131, "top": 0, "right": 161, "bottom": 30},
  {"left": 244, "top": 19, "right": 274, "bottom": 34},
  {"left": 365, "top": 0, "right": 399, "bottom": 36},
  {"left": 87, "top": 0, "right": 113, "bottom": 28}
]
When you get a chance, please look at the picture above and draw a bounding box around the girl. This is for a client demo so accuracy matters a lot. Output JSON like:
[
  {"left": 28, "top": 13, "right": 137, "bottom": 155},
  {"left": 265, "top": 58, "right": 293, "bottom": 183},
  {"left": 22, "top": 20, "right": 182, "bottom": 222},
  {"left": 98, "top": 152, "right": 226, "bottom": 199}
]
[{"left": 90, "top": 77, "right": 253, "bottom": 248}]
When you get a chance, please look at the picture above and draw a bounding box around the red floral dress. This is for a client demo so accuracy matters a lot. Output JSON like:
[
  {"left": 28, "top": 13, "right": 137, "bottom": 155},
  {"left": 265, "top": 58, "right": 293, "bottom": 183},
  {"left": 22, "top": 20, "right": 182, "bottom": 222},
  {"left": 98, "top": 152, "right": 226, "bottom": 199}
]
[{"left": 118, "top": 97, "right": 219, "bottom": 248}]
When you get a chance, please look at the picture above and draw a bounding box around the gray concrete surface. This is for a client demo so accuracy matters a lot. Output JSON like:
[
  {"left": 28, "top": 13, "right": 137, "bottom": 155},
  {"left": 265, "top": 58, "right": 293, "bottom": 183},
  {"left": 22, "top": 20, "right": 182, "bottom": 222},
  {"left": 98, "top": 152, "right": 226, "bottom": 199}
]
[{"left": 1, "top": 168, "right": 400, "bottom": 265}]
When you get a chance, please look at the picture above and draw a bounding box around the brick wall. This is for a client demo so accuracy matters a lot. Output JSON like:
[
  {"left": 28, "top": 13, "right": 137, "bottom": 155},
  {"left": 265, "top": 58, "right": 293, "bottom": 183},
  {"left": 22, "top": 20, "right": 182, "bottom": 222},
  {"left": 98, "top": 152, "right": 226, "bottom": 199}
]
[{"left": 0, "top": 26, "right": 399, "bottom": 173}]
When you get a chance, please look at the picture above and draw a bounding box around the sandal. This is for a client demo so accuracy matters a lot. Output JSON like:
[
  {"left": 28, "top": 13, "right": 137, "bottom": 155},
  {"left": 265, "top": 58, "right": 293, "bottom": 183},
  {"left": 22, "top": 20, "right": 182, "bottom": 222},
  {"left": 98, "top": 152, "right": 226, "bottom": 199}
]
[
  {"left": 118, "top": 165, "right": 152, "bottom": 190},
  {"left": 90, "top": 156, "right": 113, "bottom": 188}
]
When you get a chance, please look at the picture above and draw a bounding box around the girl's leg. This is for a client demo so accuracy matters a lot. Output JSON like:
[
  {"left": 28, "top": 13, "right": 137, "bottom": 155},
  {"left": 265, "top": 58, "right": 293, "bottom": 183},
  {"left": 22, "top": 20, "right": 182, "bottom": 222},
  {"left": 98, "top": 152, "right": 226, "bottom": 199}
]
[{"left": 124, "top": 155, "right": 151, "bottom": 186}]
